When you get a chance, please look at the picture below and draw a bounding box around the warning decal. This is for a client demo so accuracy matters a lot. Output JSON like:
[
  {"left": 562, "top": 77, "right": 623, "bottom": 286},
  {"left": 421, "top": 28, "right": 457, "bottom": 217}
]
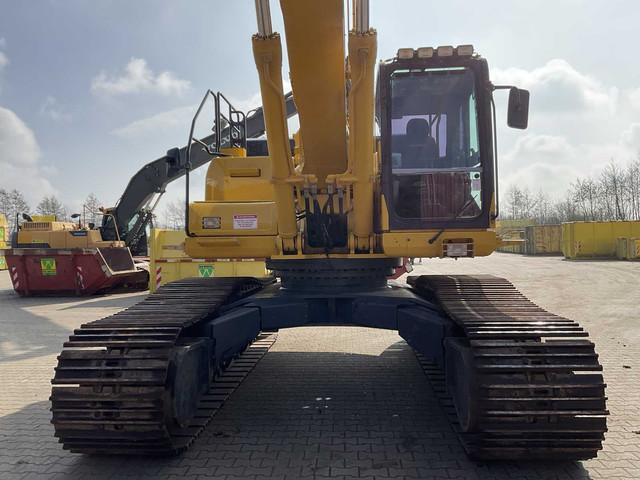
[
  {"left": 198, "top": 265, "right": 215, "bottom": 277},
  {"left": 233, "top": 214, "right": 258, "bottom": 230},
  {"left": 41, "top": 258, "right": 57, "bottom": 276}
]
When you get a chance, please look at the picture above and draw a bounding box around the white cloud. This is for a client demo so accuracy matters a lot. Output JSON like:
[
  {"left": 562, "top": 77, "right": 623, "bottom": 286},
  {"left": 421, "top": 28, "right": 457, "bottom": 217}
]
[
  {"left": 501, "top": 134, "right": 581, "bottom": 197},
  {"left": 0, "top": 106, "right": 56, "bottom": 202},
  {"left": 112, "top": 105, "right": 194, "bottom": 139},
  {"left": 91, "top": 58, "right": 191, "bottom": 97},
  {"left": 628, "top": 88, "right": 640, "bottom": 111},
  {"left": 39, "top": 96, "right": 71, "bottom": 122},
  {"left": 621, "top": 123, "right": 640, "bottom": 150},
  {"left": 491, "top": 59, "right": 640, "bottom": 199},
  {"left": 111, "top": 91, "right": 266, "bottom": 142},
  {"left": 0, "top": 51, "right": 8, "bottom": 70},
  {"left": 500, "top": 129, "right": 637, "bottom": 199},
  {"left": 492, "top": 59, "right": 617, "bottom": 114}
]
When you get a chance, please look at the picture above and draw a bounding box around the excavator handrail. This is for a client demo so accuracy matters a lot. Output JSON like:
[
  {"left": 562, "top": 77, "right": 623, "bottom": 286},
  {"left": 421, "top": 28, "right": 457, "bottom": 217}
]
[{"left": 101, "top": 91, "right": 297, "bottom": 255}]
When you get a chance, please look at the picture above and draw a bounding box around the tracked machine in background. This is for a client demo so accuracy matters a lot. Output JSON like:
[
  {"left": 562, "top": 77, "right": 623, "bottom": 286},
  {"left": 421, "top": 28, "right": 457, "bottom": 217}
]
[
  {"left": 4, "top": 215, "right": 149, "bottom": 295},
  {"left": 51, "top": 0, "right": 607, "bottom": 459}
]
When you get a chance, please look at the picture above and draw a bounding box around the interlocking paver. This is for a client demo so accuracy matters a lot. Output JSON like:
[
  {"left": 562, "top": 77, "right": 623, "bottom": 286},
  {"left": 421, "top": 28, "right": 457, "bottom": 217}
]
[{"left": 1, "top": 255, "right": 639, "bottom": 479}]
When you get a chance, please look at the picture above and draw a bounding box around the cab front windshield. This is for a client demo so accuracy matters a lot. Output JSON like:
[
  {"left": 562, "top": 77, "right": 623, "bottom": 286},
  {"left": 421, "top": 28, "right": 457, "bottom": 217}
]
[{"left": 389, "top": 67, "right": 482, "bottom": 220}]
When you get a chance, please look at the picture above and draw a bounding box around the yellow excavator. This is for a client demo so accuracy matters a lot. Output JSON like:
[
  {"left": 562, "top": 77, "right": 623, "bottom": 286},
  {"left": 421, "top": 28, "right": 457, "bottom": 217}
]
[{"left": 51, "top": 0, "right": 607, "bottom": 460}]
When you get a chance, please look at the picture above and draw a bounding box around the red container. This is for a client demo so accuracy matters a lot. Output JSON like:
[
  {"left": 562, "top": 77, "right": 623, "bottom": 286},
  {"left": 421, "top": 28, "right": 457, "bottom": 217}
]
[{"left": 3, "top": 247, "right": 148, "bottom": 296}]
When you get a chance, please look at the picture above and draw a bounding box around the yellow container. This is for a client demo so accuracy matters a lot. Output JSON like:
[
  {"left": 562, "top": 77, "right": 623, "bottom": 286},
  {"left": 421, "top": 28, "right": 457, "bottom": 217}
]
[
  {"left": 616, "top": 237, "right": 629, "bottom": 259},
  {"left": 562, "top": 221, "right": 640, "bottom": 259},
  {"left": 149, "top": 229, "right": 269, "bottom": 292},
  {"left": 629, "top": 238, "right": 640, "bottom": 260},
  {"left": 525, "top": 225, "right": 562, "bottom": 255},
  {"left": 497, "top": 229, "right": 526, "bottom": 254},
  {"left": 618, "top": 237, "right": 640, "bottom": 260},
  {"left": 0, "top": 214, "right": 8, "bottom": 270}
]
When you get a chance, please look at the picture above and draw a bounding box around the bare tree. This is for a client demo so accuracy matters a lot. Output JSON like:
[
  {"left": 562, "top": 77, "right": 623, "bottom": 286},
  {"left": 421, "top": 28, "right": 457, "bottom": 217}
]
[
  {"left": 600, "top": 161, "right": 627, "bottom": 220},
  {"left": 163, "top": 199, "right": 185, "bottom": 230},
  {"left": 626, "top": 158, "right": 640, "bottom": 220},
  {"left": 503, "top": 156, "right": 640, "bottom": 223},
  {"left": 36, "top": 195, "right": 67, "bottom": 220},
  {"left": 0, "top": 189, "right": 30, "bottom": 233},
  {"left": 82, "top": 193, "right": 102, "bottom": 226}
]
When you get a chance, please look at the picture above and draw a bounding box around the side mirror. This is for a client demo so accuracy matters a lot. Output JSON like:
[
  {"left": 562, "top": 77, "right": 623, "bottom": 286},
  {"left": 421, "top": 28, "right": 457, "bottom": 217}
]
[{"left": 507, "top": 87, "right": 530, "bottom": 129}]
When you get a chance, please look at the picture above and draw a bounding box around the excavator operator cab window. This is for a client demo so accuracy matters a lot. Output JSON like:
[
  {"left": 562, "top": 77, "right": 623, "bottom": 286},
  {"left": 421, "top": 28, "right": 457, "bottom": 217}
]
[{"left": 386, "top": 67, "right": 483, "bottom": 222}]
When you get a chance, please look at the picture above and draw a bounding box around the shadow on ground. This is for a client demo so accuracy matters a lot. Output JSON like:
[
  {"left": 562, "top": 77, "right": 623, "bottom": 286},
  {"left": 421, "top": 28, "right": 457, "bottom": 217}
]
[
  {"left": 0, "top": 341, "right": 593, "bottom": 479},
  {"left": 0, "top": 287, "right": 145, "bottom": 363}
]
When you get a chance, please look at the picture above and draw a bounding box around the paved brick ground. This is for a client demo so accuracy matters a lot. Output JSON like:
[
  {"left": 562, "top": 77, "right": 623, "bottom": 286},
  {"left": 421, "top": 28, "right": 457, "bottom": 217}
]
[{"left": 0, "top": 254, "right": 638, "bottom": 479}]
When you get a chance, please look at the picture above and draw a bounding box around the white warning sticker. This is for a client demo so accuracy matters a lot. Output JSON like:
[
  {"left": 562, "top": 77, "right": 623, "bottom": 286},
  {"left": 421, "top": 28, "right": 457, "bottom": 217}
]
[{"left": 233, "top": 214, "right": 258, "bottom": 230}]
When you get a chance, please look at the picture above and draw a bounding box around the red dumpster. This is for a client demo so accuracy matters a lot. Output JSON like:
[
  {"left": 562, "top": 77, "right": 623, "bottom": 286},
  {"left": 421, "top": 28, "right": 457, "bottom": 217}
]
[{"left": 3, "top": 247, "right": 149, "bottom": 296}]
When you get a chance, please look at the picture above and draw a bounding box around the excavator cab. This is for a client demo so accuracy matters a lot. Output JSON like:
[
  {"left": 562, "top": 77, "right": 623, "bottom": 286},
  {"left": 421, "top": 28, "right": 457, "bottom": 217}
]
[
  {"left": 378, "top": 46, "right": 495, "bottom": 232},
  {"left": 377, "top": 46, "right": 529, "bottom": 258}
]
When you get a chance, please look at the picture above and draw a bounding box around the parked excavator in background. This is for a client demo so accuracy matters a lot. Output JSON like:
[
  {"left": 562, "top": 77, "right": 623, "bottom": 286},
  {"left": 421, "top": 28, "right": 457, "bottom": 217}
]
[
  {"left": 50, "top": 0, "right": 607, "bottom": 460},
  {"left": 4, "top": 213, "right": 149, "bottom": 295}
]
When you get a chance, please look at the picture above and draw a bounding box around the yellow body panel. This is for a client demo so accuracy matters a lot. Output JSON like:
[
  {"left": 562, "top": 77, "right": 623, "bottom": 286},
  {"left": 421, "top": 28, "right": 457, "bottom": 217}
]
[
  {"left": 562, "top": 221, "right": 640, "bottom": 259},
  {"left": 205, "top": 156, "right": 274, "bottom": 202},
  {"left": 149, "top": 229, "right": 268, "bottom": 292},
  {"left": 17, "top": 222, "right": 124, "bottom": 249},
  {"left": 280, "top": 0, "right": 348, "bottom": 185},
  {"left": 31, "top": 215, "right": 56, "bottom": 222},
  {"left": 186, "top": 200, "right": 279, "bottom": 258},
  {"left": 382, "top": 230, "right": 499, "bottom": 258},
  {"left": 188, "top": 201, "right": 278, "bottom": 237},
  {"left": 188, "top": 153, "right": 280, "bottom": 259}
]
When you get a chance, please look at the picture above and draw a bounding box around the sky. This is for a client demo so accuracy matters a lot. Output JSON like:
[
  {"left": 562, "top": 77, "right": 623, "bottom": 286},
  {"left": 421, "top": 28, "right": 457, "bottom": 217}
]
[{"left": 1, "top": 0, "right": 640, "bottom": 214}]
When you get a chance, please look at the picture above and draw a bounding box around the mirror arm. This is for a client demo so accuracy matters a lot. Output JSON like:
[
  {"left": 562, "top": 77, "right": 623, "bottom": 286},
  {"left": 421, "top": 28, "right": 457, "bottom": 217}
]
[{"left": 492, "top": 84, "right": 517, "bottom": 91}]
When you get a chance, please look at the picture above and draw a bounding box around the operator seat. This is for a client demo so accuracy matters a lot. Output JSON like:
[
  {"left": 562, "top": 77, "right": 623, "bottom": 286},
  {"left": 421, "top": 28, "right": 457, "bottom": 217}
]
[{"left": 401, "top": 118, "right": 438, "bottom": 168}]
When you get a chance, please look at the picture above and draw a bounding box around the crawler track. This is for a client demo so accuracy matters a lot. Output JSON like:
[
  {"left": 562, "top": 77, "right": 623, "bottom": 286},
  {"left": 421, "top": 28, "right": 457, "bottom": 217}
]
[
  {"left": 50, "top": 277, "right": 275, "bottom": 455},
  {"left": 410, "top": 274, "right": 608, "bottom": 460}
]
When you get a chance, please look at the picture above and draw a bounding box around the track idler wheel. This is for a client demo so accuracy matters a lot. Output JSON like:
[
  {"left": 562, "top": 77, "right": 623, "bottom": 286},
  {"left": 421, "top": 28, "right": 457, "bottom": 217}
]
[{"left": 444, "top": 337, "right": 479, "bottom": 432}]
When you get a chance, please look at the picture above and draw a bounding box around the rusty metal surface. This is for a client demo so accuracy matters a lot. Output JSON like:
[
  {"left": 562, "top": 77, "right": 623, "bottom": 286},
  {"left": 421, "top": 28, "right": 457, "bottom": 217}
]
[{"left": 410, "top": 274, "right": 608, "bottom": 460}]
